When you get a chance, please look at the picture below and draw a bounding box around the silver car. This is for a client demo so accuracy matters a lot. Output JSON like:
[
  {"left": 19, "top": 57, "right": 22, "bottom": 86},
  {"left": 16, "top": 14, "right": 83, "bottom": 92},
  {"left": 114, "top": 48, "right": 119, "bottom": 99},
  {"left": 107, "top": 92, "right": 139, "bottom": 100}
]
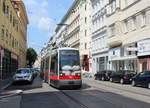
[{"left": 13, "top": 68, "right": 33, "bottom": 83}]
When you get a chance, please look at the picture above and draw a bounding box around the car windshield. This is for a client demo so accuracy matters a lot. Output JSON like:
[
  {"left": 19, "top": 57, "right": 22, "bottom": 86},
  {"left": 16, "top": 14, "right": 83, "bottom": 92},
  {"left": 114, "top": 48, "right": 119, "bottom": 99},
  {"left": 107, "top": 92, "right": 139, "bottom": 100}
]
[
  {"left": 59, "top": 50, "right": 80, "bottom": 71},
  {"left": 16, "top": 69, "right": 30, "bottom": 74}
]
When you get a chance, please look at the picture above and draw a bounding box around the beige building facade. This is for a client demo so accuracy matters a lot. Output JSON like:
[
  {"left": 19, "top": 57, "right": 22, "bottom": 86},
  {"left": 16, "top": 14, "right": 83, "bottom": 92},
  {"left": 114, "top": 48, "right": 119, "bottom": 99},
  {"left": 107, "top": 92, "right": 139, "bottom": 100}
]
[
  {"left": 107, "top": 0, "right": 150, "bottom": 72},
  {"left": 0, "top": 0, "right": 28, "bottom": 86}
]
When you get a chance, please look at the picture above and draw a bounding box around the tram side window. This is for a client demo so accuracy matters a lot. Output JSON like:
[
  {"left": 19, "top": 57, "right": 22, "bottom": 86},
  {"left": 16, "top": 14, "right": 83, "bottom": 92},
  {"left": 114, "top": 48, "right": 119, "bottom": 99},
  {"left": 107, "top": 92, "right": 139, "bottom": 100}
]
[
  {"left": 50, "top": 55, "right": 58, "bottom": 75},
  {"left": 46, "top": 57, "right": 49, "bottom": 70}
]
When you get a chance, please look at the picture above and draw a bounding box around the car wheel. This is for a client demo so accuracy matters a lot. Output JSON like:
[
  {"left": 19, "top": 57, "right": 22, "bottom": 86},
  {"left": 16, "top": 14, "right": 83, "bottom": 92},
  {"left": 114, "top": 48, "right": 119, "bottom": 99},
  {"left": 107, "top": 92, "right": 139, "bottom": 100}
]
[
  {"left": 110, "top": 78, "right": 113, "bottom": 82},
  {"left": 148, "top": 83, "right": 150, "bottom": 89},
  {"left": 132, "top": 80, "right": 136, "bottom": 87},
  {"left": 101, "top": 77, "right": 105, "bottom": 81},
  {"left": 120, "top": 79, "right": 124, "bottom": 84}
]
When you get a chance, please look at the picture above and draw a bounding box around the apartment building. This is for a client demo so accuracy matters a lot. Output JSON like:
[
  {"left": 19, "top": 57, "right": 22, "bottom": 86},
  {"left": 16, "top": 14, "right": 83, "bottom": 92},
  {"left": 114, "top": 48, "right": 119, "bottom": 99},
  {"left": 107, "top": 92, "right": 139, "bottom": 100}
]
[
  {"left": 55, "top": 0, "right": 92, "bottom": 72},
  {"left": 90, "top": 0, "right": 109, "bottom": 75},
  {"left": 107, "top": 0, "right": 150, "bottom": 72},
  {"left": 0, "top": 0, "right": 28, "bottom": 88}
]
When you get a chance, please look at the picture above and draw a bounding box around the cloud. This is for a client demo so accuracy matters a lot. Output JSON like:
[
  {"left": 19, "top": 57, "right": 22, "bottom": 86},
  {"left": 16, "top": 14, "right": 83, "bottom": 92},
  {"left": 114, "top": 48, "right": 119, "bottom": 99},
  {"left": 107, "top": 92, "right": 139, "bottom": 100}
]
[
  {"left": 38, "top": 17, "right": 51, "bottom": 31},
  {"left": 23, "top": 0, "right": 56, "bottom": 32}
]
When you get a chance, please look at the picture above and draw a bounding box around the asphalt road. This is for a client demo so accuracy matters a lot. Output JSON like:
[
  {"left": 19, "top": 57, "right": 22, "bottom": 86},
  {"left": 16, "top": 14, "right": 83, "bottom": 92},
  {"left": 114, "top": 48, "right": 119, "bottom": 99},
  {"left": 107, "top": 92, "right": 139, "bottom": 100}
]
[{"left": 5, "top": 76, "right": 150, "bottom": 108}]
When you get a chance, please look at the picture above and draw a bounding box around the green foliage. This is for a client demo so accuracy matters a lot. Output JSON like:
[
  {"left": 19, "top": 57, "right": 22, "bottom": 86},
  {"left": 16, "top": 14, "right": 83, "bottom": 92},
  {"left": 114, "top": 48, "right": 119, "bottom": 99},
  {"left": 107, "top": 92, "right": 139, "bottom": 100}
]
[{"left": 26, "top": 48, "right": 37, "bottom": 68}]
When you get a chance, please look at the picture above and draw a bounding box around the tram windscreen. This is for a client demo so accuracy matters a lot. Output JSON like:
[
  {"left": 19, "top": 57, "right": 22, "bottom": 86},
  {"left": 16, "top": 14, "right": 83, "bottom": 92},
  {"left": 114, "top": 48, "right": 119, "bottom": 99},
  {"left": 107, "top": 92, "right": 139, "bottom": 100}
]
[{"left": 59, "top": 50, "right": 80, "bottom": 71}]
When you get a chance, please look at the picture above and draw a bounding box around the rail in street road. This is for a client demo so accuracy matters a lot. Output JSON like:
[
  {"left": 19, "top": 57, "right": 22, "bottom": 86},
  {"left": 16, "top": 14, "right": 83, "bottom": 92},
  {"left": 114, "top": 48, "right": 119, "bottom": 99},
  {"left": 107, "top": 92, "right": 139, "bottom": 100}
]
[{"left": 60, "top": 90, "right": 89, "bottom": 108}]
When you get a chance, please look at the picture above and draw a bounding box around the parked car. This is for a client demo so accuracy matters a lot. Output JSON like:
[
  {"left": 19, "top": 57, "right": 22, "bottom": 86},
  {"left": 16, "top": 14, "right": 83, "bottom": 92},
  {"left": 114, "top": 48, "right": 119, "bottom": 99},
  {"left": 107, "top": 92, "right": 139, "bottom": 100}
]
[
  {"left": 94, "top": 70, "right": 114, "bottom": 81},
  {"left": 13, "top": 68, "right": 33, "bottom": 83},
  {"left": 30, "top": 68, "right": 38, "bottom": 78},
  {"left": 109, "top": 70, "right": 136, "bottom": 84},
  {"left": 131, "top": 71, "right": 150, "bottom": 89}
]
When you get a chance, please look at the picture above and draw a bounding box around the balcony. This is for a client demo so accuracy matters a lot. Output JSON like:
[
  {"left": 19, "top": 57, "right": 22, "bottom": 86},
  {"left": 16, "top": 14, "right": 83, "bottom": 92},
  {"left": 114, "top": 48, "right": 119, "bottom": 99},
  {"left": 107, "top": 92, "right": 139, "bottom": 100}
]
[{"left": 107, "top": 36, "right": 122, "bottom": 48}]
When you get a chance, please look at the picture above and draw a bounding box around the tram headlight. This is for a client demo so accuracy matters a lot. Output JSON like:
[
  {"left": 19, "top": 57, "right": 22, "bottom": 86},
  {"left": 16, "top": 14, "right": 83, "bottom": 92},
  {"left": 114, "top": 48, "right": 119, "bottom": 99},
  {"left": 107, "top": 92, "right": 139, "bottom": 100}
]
[
  {"left": 60, "top": 73, "right": 65, "bottom": 76},
  {"left": 75, "top": 73, "right": 81, "bottom": 77}
]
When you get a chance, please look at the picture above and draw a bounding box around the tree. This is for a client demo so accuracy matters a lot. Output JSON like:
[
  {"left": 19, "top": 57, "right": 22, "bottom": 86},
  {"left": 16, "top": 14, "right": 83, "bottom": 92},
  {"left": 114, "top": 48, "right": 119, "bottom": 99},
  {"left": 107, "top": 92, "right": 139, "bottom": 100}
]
[{"left": 26, "top": 48, "right": 37, "bottom": 68}]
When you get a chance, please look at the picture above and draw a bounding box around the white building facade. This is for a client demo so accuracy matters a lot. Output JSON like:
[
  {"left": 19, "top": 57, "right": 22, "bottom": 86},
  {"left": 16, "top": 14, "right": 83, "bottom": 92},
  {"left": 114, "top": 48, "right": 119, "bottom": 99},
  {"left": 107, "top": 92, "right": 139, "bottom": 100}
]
[
  {"left": 55, "top": 0, "right": 92, "bottom": 72},
  {"left": 107, "top": 0, "right": 150, "bottom": 73},
  {"left": 90, "top": 0, "right": 109, "bottom": 75}
]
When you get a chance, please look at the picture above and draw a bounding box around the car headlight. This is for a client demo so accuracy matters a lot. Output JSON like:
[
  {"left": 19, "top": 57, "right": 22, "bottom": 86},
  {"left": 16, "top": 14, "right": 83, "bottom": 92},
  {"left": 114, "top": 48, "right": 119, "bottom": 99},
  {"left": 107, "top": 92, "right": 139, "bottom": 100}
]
[{"left": 24, "top": 76, "right": 30, "bottom": 78}]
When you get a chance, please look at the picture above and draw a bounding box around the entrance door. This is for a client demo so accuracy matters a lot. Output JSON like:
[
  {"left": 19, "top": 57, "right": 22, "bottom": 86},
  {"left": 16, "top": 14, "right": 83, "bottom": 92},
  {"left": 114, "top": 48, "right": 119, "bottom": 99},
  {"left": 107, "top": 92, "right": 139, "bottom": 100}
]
[{"left": 142, "top": 61, "right": 147, "bottom": 72}]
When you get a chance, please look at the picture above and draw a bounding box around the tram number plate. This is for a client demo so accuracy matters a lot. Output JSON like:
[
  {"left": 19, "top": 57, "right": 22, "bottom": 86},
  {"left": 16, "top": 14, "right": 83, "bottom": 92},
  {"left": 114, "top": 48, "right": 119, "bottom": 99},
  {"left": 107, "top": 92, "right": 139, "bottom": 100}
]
[{"left": 68, "top": 81, "right": 74, "bottom": 84}]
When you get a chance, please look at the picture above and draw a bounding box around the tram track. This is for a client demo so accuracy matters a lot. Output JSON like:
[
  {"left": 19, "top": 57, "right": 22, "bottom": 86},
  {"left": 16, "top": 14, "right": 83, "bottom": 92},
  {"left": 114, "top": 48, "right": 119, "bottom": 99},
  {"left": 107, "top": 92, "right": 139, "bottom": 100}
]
[{"left": 60, "top": 90, "right": 89, "bottom": 108}]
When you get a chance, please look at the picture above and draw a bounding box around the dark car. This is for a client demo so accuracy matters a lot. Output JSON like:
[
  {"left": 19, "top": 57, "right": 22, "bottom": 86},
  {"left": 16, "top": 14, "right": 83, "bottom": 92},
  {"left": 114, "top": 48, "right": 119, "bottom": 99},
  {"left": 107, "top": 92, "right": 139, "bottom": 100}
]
[
  {"left": 131, "top": 71, "right": 150, "bottom": 89},
  {"left": 109, "top": 70, "right": 136, "bottom": 84},
  {"left": 94, "top": 70, "right": 114, "bottom": 81}
]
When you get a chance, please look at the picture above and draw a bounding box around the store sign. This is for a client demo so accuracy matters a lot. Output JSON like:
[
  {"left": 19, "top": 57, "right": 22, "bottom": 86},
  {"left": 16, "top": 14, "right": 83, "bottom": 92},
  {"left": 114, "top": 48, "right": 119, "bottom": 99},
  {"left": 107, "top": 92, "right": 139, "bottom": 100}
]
[
  {"left": 109, "top": 47, "right": 121, "bottom": 61},
  {"left": 138, "top": 39, "right": 150, "bottom": 56},
  {"left": 126, "top": 47, "right": 138, "bottom": 51}
]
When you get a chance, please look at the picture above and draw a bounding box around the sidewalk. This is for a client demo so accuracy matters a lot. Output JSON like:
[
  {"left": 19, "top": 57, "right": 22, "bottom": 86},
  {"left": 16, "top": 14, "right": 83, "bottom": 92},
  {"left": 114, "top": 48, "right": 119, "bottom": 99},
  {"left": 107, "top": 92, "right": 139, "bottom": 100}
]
[
  {"left": 0, "top": 78, "right": 13, "bottom": 90},
  {"left": 0, "top": 94, "right": 21, "bottom": 108},
  {"left": 0, "top": 89, "right": 23, "bottom": 108}
]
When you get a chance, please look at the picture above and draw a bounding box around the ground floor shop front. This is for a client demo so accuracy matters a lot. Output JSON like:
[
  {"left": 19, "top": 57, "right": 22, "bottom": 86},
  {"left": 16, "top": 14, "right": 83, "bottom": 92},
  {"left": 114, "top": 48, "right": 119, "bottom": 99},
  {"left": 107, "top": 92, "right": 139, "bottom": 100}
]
[
  {"left": 110, "top": 59, "right": 138, "bottom": 72},
  {"left": 92, "top": 52, "right": 109, "bottom": 75},
  {"left": 0, "top": 47, "right": 18, "bottom": 89}
]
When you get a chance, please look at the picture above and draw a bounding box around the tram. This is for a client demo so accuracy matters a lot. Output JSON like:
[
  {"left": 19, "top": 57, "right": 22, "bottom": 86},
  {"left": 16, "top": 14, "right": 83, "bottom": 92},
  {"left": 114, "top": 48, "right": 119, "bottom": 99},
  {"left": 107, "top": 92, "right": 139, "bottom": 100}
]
[{"left": 41, "top": 47, "right": 82, "bottom": 88}]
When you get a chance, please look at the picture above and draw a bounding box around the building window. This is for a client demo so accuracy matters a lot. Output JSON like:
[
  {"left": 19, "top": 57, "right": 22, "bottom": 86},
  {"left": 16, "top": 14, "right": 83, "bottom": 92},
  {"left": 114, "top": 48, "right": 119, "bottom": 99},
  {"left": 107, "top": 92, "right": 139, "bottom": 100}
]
[
  {"left": 132, "top": 16, "right": 136, "bottom": 30},
  {"left": 85, "top": 17, "right": 87, "bottom": 24},
  {"left": 109, "top": 24, "right": 115, "bottom": 37},
  {"left": 113, "top": 51, "right": 115, "bottom": 55},
  {"left": 6, "top": 30, "right": 8, "bottom": 44},
  {"left": 85, "top": 43, "right": 87, "bottom": 49},
  {"left": 85, "top": 4, "right": 87, "bottom": 11},
  {"left": 141, "top": 12, "right": 146, "bottom": 27},
  {"left": 85, "top": 30, "right": 87, "bottom": 37},
  {"left": 6, "top": 6, "right": 9, "bottom": 18},
  {"left": 12, "top": 37, "right": 15, "bottom": 48},
  {"left": 124, "top": 20, "right": 129, "bottom": 33},
  {"left": 10, "top": 33, "right": 12, "bottom": 46},
  {"left": 1, "top": 29, "right": 4, "bottom": 40},
  {"left": 125, "top": 0, "right": 128, "bottom": 7},
  {"left": 10, "top": 11, "right": 12, "bottom": 22},
  {"left": 2, "top": 0, "right": 6, "bottom": 13},
  {"left": 13, "top": 17, "right": 15, "bottom": 27},
  {"left": 110, "top": 0, "right": 116, "bottom": 13}
]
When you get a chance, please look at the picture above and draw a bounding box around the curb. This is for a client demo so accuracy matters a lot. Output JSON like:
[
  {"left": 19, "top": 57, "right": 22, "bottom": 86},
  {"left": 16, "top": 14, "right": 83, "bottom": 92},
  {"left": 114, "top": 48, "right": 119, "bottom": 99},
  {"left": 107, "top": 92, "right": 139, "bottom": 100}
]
[{"left": 0, "top": 90, "right": 23, "bottom": 99}]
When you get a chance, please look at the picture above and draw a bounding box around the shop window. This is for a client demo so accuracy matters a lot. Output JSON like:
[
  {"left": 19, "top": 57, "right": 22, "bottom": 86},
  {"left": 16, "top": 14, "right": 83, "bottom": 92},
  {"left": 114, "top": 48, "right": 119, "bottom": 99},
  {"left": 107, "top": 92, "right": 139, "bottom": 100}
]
[{"left": 113, "top": 51, "right": 115, "bottom": 55}]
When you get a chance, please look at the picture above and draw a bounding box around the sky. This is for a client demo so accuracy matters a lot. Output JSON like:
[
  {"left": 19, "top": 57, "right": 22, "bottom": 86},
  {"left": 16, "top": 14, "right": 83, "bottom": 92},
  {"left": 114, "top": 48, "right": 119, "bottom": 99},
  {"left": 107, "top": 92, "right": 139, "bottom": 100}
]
[{"left": 22, "top": 0, "right": 74, "bottom": 53}]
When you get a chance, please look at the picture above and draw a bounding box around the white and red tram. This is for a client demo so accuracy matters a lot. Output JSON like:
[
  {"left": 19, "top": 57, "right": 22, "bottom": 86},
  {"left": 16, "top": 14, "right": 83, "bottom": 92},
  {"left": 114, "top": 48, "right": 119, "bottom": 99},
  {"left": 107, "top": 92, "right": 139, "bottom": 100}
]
[{"left": 41, "top": 47, "right": 82, "bottom": 88}]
